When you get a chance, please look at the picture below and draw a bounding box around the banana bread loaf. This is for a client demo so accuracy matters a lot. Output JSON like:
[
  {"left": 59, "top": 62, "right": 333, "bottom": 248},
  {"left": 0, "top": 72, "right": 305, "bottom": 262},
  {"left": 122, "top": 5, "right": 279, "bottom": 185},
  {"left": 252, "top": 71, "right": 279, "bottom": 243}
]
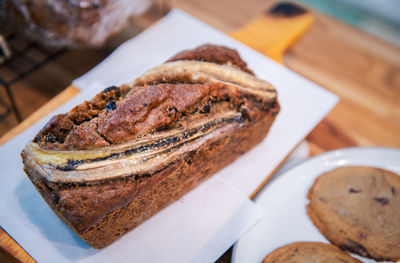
[{"left": 21, "top": 44, "right": 280, "bottom": 248}]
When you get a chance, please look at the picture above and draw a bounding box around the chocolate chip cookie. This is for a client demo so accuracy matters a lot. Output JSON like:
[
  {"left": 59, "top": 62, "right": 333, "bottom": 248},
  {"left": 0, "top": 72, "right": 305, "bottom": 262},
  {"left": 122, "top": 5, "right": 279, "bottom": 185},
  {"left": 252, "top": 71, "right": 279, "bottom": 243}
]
[
  {"left": 262, "top": 242, "right": 362, "bottom": 263},
  {"left": 307, "top": 166, "right": 400, "bottom": 261}
]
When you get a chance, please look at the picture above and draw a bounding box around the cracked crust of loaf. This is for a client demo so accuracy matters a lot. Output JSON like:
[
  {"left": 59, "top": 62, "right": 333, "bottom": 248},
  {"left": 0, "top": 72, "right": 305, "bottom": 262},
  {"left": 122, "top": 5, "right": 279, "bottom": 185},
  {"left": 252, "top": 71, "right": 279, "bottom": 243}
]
[
  {"left": 22, "top": 44, "right": 280, "bottom": 248},
  {"left": 167, "top": 44, "right": 254, "bottom": 74},
  {"left": 33, "top": 45, "right": 263, "bottom": 151}
]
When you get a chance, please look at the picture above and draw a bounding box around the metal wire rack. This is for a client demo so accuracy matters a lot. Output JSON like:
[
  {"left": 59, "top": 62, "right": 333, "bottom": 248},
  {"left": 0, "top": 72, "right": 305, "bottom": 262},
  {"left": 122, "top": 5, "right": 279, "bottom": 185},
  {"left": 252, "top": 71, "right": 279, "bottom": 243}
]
[
  {"left": 0, "top": 33, "right": 65, "bottom": 122},
  {"left": 0, "top": 95, "right": 10, "bottom": 122}
]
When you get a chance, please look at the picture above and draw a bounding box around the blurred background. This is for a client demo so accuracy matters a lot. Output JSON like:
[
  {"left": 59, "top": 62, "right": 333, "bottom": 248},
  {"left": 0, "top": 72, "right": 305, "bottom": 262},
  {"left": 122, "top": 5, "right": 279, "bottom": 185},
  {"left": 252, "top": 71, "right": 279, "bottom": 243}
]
[
  {"left": 299, "top": 0, "right": 400, "bottom": 46},
  {"left": 0, "top": 0, "right": 399, "bottom": 139}
]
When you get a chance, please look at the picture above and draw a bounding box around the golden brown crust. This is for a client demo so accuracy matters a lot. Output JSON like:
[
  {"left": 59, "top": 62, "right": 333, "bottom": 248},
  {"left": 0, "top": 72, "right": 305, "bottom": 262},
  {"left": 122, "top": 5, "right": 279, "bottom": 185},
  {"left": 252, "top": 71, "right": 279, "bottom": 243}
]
[
  {"left": 263, "top": 242, "right": 362, "bottom": 263},
  {"left": 167, "top": 44, "right": 254, "bottom": 74},
  {"left": 33, "top": 45, "right": 271, "bottom": 151},
  {"left": 96, "top": 83, "right": 239, "bottom": 144},
  {"left": 307, "top": 166, "right": 400, "bottom": 261},
  {"left": 34, "top": 84, "right": 131, "bottom": 149}
]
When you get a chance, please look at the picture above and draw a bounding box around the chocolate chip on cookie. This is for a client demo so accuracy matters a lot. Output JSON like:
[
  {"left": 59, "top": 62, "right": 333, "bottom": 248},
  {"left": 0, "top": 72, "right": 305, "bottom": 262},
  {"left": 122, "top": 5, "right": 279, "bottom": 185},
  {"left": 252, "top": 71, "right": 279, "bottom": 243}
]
[{"left": 307, "top": 166, "right": 400, "bottom": 261}]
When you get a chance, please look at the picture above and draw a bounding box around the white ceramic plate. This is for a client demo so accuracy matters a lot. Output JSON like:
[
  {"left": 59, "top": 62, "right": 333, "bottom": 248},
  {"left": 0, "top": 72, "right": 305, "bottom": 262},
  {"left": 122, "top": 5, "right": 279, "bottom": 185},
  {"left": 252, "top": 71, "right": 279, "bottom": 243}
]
[{"left": 232, "top": 147, "right": 400, "bottom": 263}]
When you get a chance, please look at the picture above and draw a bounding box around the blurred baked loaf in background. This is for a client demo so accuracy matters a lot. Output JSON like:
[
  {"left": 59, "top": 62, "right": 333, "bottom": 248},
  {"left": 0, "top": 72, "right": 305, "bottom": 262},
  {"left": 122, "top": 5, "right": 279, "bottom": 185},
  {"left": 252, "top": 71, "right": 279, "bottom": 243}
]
[{"left": 0, "top": 0, "right": 154, "bottom": 47}]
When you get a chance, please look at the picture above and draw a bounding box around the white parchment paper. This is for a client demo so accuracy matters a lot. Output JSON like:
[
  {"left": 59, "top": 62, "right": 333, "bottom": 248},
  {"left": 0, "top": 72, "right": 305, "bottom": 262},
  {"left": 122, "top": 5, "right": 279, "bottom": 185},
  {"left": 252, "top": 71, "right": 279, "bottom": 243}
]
[{"left": 0, "top": 9, "right": 338, "bottom": 263}]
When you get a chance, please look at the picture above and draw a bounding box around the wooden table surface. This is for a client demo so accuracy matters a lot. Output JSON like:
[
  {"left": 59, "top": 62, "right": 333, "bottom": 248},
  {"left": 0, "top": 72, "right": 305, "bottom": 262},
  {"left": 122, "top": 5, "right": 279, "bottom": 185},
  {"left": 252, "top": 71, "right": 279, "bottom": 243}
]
[{"left": 1, "top": 0, "right": 399, "bottom": 262}]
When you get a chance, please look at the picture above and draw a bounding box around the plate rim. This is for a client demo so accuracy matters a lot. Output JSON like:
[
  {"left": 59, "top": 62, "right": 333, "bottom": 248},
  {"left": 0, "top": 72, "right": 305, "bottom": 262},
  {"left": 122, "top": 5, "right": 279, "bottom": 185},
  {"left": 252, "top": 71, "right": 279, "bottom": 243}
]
[{"left": 231, "top": 146, "right": 400, "bottom": 263}]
